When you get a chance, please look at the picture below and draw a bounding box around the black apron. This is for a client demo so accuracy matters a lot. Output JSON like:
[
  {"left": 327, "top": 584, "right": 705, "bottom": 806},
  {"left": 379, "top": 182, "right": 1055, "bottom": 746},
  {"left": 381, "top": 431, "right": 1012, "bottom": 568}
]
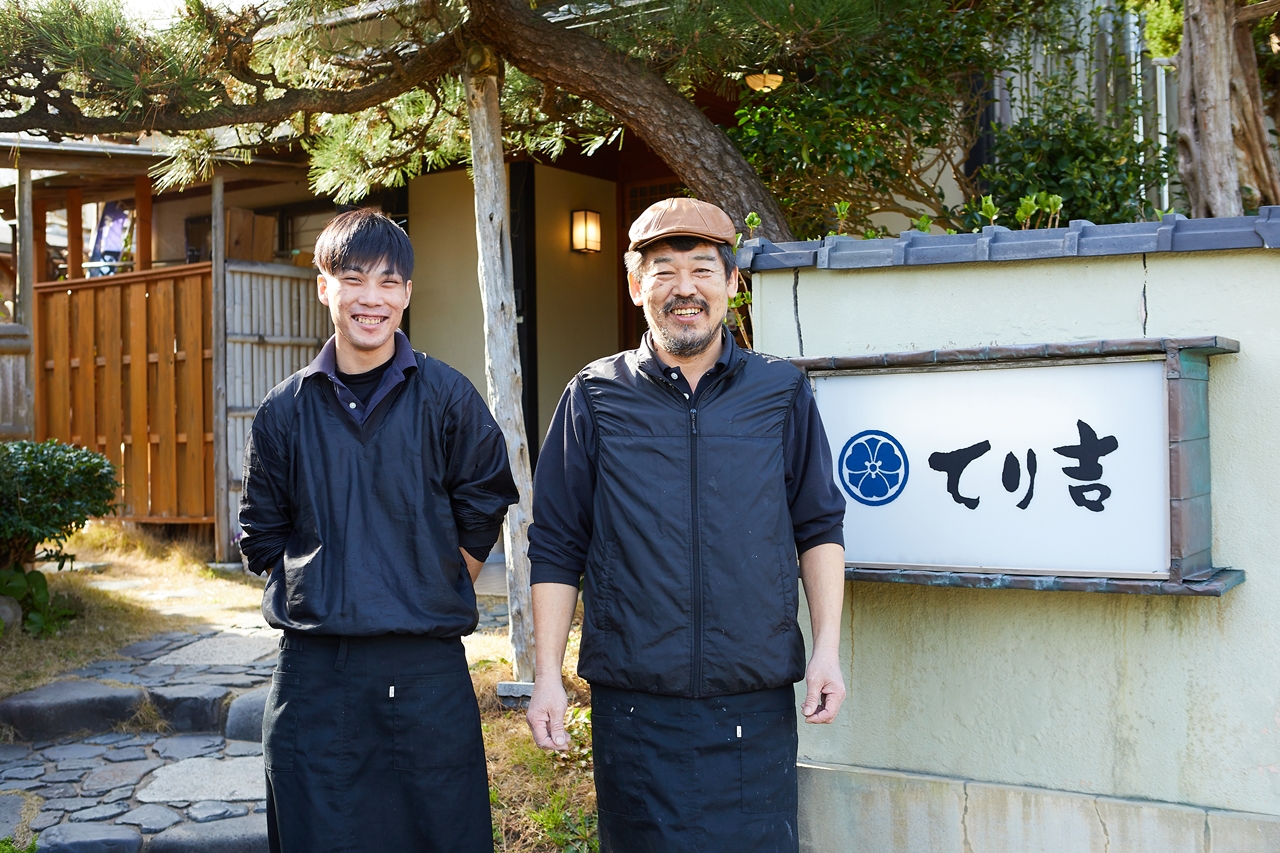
[
  {"left": 592, "top": 685, "right": 799, "bottom": 853},
  {"left": 263, "top": 632, "right": 492, "bottom": 853}
]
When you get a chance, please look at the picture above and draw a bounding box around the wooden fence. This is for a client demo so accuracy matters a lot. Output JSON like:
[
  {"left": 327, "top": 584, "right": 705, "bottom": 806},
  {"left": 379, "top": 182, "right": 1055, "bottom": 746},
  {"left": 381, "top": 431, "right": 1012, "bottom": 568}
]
[
  {"left": 32, "top": 261, "right": 330, "bottom": 547},
  {"left": 223, "top": 261, "right": 331, "bottom": 551},
  {"left": 34, "top": 264, "right": 214, "bottom": 522},
  {"left": 0, "top": 325, "right": 32, "bottom": 441}
]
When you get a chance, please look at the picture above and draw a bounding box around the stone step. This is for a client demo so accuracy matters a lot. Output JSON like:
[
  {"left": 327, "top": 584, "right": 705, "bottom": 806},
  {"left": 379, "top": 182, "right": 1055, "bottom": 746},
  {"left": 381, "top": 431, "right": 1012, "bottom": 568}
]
[
  {"left": 2, "top": 630, "right": 280, "bottom": 850},
  {"left": 0, "top": 682, "right": 146, "bottom": 742}
]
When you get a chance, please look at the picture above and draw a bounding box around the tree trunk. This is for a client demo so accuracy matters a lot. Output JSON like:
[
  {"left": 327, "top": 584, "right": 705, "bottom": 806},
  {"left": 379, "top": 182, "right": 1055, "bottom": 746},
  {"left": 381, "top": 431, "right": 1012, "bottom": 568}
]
[
  {"left": 467, "top": 0, "right": 795, "bottom": 242},
  {"left": 1232, "top": 16, "right": 1280, "bottom": 207},
  {"left": 1179, "top": 0, "right": 1244, "bottom": 217},
  {"left": 463, "top": 53, "right": 536, "bottom": 684}
]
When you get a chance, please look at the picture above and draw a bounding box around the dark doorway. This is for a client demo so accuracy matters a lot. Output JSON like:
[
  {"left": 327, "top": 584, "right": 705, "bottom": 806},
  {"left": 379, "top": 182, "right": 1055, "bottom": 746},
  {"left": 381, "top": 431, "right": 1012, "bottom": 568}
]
[{"left": 510, "top": 162, "right": 539, "bottom": 465}]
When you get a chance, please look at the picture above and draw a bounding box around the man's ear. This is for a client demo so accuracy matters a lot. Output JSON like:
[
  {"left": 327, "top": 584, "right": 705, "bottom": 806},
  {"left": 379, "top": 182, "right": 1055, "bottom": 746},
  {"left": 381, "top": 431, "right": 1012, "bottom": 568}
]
[
  {"left": 726, "top": 268, "right": 740, "bottom": 299},
  {"left": 628, "top": 273, "right": 644, "bottom": 307},
  {"left": 316, "top": 274, "right": 331, "bottom": 306},
  {"left": 404, "top": 279, "right": 413, "bottom": 306}
]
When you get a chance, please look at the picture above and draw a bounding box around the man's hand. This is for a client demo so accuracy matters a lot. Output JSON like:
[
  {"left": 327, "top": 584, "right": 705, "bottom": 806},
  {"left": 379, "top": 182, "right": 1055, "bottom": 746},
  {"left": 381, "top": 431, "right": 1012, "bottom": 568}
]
[
  {"left": 801, "top": 648, "right": 845, "bottom": 724},
  {"left": 527, "top": 678, "right": 571, "bottom": 750},
  {"left": 799, "top": 542, "right": 847, "bottom": 724},
  {"left": 526, "top": 582, "right": 580, "bottom": 751}
]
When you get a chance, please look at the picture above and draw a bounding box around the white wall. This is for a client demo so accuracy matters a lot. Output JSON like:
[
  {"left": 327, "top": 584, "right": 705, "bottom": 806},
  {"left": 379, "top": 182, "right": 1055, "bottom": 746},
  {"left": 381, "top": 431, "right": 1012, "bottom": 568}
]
[
  {"left": 754, "top": 249, "right": 1280, "bottom": 816},
  {"left": 406, "top": 169, "right": 487, "bottom": 395},
  {"left": 533, "top": 164, "right": 618, "bottom": 442}
]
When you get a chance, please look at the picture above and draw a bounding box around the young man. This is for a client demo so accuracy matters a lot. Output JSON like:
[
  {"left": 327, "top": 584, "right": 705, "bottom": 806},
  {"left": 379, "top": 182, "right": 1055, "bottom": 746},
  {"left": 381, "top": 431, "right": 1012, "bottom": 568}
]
[
  {"left": 526, "top": 198, "right": 848, "bottom": 852},
  {"left": 239, "top": 209, "right": 517, "bottom": 853}
]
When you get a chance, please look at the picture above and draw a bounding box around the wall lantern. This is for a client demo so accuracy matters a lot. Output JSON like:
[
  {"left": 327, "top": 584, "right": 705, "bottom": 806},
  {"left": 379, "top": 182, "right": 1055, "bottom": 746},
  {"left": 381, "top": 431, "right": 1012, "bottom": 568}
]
[
  {"left": 571, "top": 209, "right": 602, "bottom": 253},
  {"left": 745, "top": 72, "right": 783, "bottom": 93}
]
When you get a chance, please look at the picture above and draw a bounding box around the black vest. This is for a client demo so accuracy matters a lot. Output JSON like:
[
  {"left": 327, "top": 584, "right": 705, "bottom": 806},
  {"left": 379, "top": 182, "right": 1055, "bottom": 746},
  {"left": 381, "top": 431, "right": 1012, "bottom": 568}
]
[{"left": 576, "top": 341, "right": 808, "bottom": 697}]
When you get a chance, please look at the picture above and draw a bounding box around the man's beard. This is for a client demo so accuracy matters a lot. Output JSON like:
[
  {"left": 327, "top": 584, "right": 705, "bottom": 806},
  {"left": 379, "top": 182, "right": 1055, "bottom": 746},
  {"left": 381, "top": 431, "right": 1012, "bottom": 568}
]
[{"left": 649, "top": 297, "right": 720, "bottom": 357}]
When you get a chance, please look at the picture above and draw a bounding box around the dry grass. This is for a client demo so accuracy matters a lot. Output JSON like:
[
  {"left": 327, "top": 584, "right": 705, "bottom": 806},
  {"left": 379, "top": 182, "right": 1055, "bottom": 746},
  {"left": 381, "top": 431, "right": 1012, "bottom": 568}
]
[
  {"left": 0, "top": 521, "right": 264, "bottom": 702},
  {"left": 470, "top": 613, "right": 598, "bottom": 853},
  {"left": 0, "top": 572, "right": 187, "bottom": 701}
]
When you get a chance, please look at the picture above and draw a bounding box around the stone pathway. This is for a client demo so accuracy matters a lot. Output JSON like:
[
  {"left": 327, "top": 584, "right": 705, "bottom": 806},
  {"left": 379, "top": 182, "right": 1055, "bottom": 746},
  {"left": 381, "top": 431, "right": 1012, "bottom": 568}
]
[
  {"left": 476, "top": 594, "right": 510, "bottom": 632},
  {"left": 0, "top": 570, "right": 512, "bottom": 850},
  {"left": 0, "top": 628, "right": 277, "bottom": 851}
]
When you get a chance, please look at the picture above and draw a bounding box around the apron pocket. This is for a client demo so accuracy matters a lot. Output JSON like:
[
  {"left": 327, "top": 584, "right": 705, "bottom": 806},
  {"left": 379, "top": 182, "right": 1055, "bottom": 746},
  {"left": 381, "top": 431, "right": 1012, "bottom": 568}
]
[
  {"left": 739, "top": 711, "right": 797, "bottom": 814},
  {"left": 590, "top": 714, "right": 654, "bottom": 817},
  {"left": 264, "top": 671, "right": 301, "bottom": 772},
  {"left": 392, "top": 671, "right": 481, "bottom": 771}
]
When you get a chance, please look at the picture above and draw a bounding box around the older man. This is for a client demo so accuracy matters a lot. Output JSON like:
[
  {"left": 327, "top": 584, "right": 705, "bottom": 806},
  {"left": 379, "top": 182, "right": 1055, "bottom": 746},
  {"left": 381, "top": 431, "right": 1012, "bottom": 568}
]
[{"left": 526, "top": 198, "right": 847, "bottom": 852}]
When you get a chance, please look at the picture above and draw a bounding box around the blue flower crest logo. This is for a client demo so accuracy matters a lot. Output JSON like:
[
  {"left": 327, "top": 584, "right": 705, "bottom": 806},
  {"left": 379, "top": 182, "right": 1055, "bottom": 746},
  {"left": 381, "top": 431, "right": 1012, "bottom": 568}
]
[{"left": 839, "top": 430, "right": 909, "bottom": 506}]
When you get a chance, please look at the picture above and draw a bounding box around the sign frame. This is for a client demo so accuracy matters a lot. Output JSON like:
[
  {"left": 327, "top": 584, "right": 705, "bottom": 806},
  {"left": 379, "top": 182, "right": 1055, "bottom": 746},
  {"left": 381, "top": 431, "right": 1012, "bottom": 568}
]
[{"left": 795, "top": 336, "right": 1245, "bottom": 596}]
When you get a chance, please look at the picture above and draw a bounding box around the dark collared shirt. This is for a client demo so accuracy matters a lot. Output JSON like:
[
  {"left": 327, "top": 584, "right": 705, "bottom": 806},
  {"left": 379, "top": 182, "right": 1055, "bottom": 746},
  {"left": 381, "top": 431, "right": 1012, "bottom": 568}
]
[
  {"left": 650, "top": 331, "right": 733, "bottom": 405},
  {"left": 529, "top": 330, "right": 845, "bottom": 588},
  {"left": 239, "top": 334, "right": 518, "bottom": 636},
  {"left": 302, "top": 330, "right": 418, "bottom": 426}
]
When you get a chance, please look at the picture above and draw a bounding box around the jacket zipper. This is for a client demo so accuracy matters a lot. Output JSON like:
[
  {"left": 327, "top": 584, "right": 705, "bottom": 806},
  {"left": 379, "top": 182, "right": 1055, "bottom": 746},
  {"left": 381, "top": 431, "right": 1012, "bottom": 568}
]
[
  {"left": 689, "top": 404, "right": 701, "bottom": 697},
  {"left": 647, "top": 359, "right": 743, "bottom": 698}
]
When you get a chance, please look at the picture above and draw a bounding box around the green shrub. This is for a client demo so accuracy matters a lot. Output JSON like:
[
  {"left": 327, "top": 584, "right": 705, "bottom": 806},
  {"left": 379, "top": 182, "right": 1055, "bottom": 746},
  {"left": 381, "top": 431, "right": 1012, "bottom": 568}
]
[
  {"left": 0, "top": 440, "right": 117, "bottom": 636},
  {"left": 970, "top": 100, "right": 1175, "bottom": 228}
]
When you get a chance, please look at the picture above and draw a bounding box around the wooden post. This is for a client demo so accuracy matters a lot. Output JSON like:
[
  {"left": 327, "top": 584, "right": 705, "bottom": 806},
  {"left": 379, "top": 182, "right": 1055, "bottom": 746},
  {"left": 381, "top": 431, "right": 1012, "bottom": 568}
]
[
  {"left": 65, "top": 189, "right": 84, "bottom": 280},
  {"left": 211, "top": 175, "right": 230, "bottom": 561},
  {"left": 32, "top": 199, "right": 47, "bottom": 284},
  {"left": 464, "top": 49, "right": 536, "bottom": 684},
  {"left": 134, "top": 176, "right": 152, "bottom": 272},
  {"left": 16, "top": 169, "right": 34, "bottom": 435}
]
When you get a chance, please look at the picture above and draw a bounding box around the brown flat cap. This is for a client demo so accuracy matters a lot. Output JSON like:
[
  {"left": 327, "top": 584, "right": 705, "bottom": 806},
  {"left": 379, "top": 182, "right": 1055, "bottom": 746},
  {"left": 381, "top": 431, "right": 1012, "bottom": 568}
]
[{"left": 628, "top": 197, "right": 737, "bottom": 252}]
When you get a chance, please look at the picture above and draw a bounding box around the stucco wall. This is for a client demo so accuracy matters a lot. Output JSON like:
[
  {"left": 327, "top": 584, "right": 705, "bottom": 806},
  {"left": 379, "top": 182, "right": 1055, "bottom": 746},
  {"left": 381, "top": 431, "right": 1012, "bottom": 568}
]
[
  {"left": 755, "top": 249, "right": 1280, "bottom": 816},
  {"left": 407, "top": 169, "right": 488, "bottom": 396},
  {"left": 532, "top": 164, "right": 618, "bottom": 441}
]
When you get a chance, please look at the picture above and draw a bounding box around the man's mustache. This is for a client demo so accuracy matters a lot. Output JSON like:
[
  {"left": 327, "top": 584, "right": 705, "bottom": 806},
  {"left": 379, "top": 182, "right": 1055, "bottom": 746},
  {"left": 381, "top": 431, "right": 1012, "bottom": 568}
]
[{"left": 661, "top": 297, "right": 710, "bottom": 315}]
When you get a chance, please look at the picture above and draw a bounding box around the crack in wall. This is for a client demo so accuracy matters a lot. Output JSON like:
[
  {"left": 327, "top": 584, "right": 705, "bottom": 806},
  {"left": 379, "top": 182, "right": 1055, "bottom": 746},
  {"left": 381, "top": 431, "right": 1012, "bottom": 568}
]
[
  {"left": 1095, "top": 798, "right": 1111, "bottom": 853},
  {"left": 1140, "top": 253, "right": 1149, "bottom": 336},
  {"left": 961, "top": 782, "right": 973, "bottom": 853},
  {"left": 1204, "top": 812, "right": 1212, "bottom": 853},
  {"left": 791, "top": 268, "right": 804, "bottom": 356}
]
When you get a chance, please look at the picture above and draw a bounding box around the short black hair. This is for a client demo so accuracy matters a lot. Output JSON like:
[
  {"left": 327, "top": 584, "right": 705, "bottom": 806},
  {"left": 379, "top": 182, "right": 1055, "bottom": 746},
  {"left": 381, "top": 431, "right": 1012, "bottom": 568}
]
[
  {"left": 314, "top": 208, "right": 413, "bottom": 282},
  {"left": 624, "top": 235, "right": 737, "bottom": 279}
]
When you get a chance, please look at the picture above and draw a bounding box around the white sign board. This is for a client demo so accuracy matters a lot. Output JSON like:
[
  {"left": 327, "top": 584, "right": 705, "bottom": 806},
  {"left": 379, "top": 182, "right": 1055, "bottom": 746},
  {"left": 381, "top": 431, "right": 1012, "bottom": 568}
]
[{"left": 814, "top": 359, "right": 1170, "bottom": 578}]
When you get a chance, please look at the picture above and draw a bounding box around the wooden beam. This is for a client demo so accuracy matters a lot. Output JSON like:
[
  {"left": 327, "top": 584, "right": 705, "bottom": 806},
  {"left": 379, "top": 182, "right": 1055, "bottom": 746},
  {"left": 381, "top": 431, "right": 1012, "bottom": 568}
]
[
  {"left": 32, "top": 199, "right": 47, "bottom": 284},
  {"left": 66, "top": 188, "right": 84, "bottom": 280},
  {"left": 134, "top": 176, "right": 152, "bottom": 272},
  {"left": 16, "top": 169, "right": 33, "bottom": 327},
  {"left": 16, "top": 168, "right": 34, "bottom": 437},
  {"left": 211, "top": 176, "right": 230, "bottom": 561}
]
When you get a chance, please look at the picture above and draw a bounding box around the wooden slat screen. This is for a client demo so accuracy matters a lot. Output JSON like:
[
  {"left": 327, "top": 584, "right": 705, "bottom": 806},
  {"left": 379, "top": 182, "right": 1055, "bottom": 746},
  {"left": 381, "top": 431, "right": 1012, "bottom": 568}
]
[
  {"left": 223, "top": 261, "right": 331, "bottom": 551},
  {"left": 34, "top": 264, "right": 215, "bottom": 523}
]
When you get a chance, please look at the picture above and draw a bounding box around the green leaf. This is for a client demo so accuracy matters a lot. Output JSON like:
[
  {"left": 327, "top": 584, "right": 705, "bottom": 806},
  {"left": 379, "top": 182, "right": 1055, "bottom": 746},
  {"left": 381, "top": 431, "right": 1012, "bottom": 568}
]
[
  {"left": 26, "top": 569, "right": 48, "bottom": 609},
  {"left": 0, "top": 568, "right": 26, "bottom": 599}
]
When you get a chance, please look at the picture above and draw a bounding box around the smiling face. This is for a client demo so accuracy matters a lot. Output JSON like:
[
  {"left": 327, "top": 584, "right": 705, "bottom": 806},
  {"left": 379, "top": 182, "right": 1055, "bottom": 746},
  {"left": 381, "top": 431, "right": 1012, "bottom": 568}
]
[
  {"left": 317, "top": 259, "right": 412, "bottom": 372},
  {"left": 629, "top": 240, "right": 737, "bottom": 360}
]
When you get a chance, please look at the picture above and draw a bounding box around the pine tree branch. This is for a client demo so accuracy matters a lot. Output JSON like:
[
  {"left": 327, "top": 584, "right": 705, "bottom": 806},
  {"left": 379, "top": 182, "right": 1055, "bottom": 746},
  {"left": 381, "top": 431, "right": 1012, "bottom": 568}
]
[
  {"left": 0, "top": 32, "right": 463, "bottom": 137},
  {"left": 1237, "top": 0, "right": 1280, "bottom": 24}
]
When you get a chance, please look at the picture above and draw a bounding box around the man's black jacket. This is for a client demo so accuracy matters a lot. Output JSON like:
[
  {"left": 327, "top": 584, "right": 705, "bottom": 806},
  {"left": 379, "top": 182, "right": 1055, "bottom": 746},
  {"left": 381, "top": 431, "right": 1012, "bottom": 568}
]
[
  {"left": 239, "top": 344, "right": 517, "bottom": 637},
  {"left": 529, "top": 334, "right": 845, "bottom": 698}
]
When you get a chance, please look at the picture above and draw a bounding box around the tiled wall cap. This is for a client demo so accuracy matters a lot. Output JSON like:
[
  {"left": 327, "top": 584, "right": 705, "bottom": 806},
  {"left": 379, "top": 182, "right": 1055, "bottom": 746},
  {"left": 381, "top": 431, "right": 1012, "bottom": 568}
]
[{"left": 742, "top": 206, "right": 1280, "bottom": 272}]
